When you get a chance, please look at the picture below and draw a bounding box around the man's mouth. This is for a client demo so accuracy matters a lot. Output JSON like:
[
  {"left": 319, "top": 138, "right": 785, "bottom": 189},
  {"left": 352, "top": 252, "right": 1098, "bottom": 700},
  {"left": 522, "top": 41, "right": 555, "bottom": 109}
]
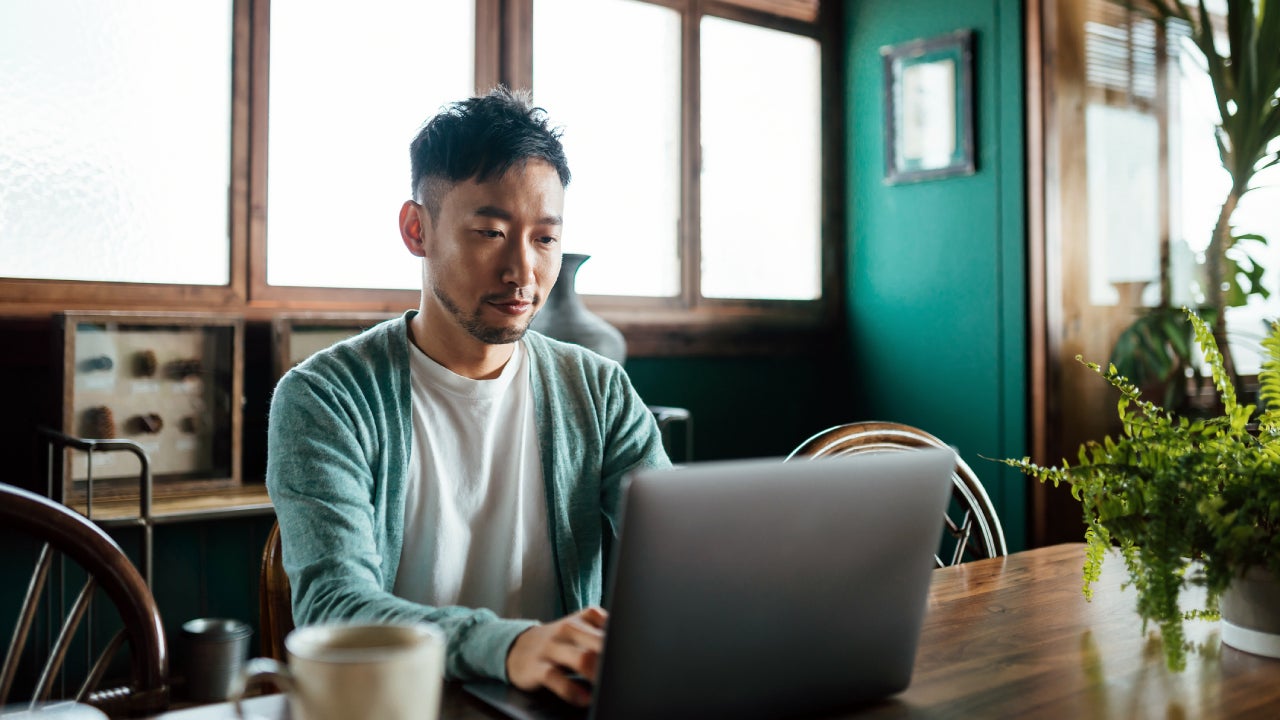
[{"left": 488, "top": 297, "right": 535, "bottom": 316}]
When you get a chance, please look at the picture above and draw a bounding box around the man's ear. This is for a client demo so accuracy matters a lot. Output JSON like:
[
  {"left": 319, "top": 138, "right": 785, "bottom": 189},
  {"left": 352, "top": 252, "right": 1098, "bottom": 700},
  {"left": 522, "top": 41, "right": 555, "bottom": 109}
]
[{"left": 399, "top": 200, "right": 428, "bottom": 258}]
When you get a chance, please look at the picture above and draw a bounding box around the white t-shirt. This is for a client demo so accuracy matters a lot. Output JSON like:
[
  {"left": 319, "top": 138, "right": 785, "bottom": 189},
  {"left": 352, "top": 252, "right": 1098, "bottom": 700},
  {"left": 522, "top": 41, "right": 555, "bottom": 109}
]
[{"left": 393, "top": 339, "right": 558, "bottom": 622}]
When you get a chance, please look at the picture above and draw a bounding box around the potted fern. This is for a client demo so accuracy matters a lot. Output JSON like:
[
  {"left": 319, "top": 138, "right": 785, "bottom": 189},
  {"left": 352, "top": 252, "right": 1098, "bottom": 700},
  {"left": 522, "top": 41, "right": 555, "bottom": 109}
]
[{"left": 1006, "top": 309, "right": 1280, "bottom": 670}]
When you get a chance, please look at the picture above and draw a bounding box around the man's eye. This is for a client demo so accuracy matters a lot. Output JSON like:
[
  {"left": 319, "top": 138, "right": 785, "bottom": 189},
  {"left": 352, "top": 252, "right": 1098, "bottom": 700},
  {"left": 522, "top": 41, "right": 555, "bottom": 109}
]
[
  {"left": 537, "top": 236, "right": 559, "bottom": 245},
  {"left": 476, "top": 229, "right": 503, "bottom": 239}
]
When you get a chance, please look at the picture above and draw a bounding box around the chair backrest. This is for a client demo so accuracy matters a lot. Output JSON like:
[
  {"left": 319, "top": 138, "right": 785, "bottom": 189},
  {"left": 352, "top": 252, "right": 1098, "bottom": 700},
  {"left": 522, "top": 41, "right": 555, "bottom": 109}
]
[
  {"left": 259, "top": 521, "right": 293, "bottom": 661},
  {"left": 787, "top": 422, "right": 1008, "bottom": 567},
  {"left": 0, "top": 483, "right": 168, "bottom": 716}
]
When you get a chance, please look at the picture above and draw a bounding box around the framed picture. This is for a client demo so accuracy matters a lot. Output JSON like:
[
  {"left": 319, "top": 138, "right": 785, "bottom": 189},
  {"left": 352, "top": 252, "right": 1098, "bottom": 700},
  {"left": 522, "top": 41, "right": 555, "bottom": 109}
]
[
  {"left": 53, "top": 311, "right": 244, "bottom": 511},
  {"left": 272, "top": 313, "right": 396, "bottom": 379},
  {"left": 882, "top": 29, "right": 976, "bottom": 184}
]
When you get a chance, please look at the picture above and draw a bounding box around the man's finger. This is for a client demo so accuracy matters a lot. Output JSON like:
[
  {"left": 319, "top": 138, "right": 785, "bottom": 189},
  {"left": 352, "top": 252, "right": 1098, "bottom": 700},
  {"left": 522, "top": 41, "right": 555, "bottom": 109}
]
[
  {"left": 540, "top": 665, "right": 593, "bottom": 707},
  {"left": 543, "top": 636, "right": 601, "bottom": 682},
  {"left": 577, "top": 606, "right": 608, "bottom": 628},
  {"left": 557, "top": 613, "right": 606, "bottom": 650}
]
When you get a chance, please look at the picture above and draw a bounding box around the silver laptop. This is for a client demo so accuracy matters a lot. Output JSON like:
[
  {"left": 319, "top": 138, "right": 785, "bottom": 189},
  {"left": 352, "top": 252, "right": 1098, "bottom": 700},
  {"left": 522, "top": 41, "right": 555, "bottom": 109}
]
[{"left": 465, "top": 449, "right": 953, "bottom": 720}]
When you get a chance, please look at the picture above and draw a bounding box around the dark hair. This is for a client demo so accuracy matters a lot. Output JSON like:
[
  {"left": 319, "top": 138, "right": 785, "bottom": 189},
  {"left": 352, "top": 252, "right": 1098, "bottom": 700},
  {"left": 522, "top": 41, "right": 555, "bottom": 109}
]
[{"left": 409, "top": 86, "right": 571, "bottom": 221}]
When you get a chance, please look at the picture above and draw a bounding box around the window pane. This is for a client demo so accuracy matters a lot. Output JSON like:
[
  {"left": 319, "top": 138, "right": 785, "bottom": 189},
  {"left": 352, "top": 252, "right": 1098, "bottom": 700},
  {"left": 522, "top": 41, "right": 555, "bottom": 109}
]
[
  {"left": 1173, "top": 39, "right": 1280, "bottom": 374},
  {"left": 700, "top": 17, "right": 821, "bottom": 300},
  {"left": 267, "top": 1, "right": 474, "bottom": 289},
  {"left": 0, "top": 1, "right": 232, "bottom": 285},
  {"left": 1085, "top": 105, "right": 1161, "bottom": 307},
  {"left": 533, "top": 0, "right": 681, "bottom": 297}
]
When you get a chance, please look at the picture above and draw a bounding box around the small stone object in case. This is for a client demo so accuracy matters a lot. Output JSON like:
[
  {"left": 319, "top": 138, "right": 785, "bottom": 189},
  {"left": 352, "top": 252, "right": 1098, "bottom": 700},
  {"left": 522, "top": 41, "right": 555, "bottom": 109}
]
[
  {"left": 78, "top": 355, "right": 114, "bottom": 373},
  {"left": 84, "top": 406, "right": 116, "bottom": 439},
  {"left": 129, "top": 413, "right": 164, "bottom": 434},
  {"left": 133, "top": 349, "right": 159, "bottom": 377}
]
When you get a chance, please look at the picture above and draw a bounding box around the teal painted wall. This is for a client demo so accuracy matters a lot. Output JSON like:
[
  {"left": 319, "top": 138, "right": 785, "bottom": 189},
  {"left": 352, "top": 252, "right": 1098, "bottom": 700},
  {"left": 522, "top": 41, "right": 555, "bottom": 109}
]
[{"left": 844, "top": 0, "right": 1028, "bottom": 549}]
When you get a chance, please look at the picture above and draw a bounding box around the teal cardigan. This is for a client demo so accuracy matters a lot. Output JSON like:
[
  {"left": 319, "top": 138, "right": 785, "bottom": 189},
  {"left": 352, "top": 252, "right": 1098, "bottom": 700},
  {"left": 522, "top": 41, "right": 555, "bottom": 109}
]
[{"left": 265, "top": 312, "right": 670, "bottom": 681}]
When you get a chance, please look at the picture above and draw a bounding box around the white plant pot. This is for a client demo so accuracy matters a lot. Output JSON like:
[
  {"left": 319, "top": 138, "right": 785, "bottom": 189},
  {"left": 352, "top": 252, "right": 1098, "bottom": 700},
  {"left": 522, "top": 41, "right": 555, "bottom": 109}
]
[{"left": 1220, "top": 566, "right": 1280, "bottom": 658}]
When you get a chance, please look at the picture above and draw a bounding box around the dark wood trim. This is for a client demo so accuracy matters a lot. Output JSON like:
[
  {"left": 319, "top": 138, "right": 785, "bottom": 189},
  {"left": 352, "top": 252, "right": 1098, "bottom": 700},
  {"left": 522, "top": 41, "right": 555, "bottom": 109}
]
[
  {"left": 703, "top": 0, "right": 819, "bottom": 37},
  {"left": 633, "top": 0, "right": 688, "bottom": 10},
  {"left": 1027, "top": 0, "right": 1050, "bottom": 545},
  {"left": 501, "top": 0, "right": 533, "bottom": 91},
  {"left": 0, "top": 280, "right": 243, "bottom": 308},
  {"left": 247, "top": 288, "right": 421, "bottom": 312},
  {"left": 819, "top": 0, "right": 846, "bottom": 328},
  {"left": 247, "top": 0, "right": 271, "bottom": 304},
  {"left": 476, "top": 0, "right": 502, "bottom": 91},
  {"left": 229, "top": 0, "right": 252, "bottom": 305},
  {"left": 682, "top": 2, "right": 703, "bottom": 309}
]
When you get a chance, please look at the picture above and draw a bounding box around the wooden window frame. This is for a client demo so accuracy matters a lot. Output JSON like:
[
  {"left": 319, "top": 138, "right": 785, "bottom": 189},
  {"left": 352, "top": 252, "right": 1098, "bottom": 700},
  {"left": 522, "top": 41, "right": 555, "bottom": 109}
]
[
  {"left": 0, "top": 0, "right": 843, "bottom": 357},
  {"left": 0, "top": 0, "right": 254, "bottom": 316}
]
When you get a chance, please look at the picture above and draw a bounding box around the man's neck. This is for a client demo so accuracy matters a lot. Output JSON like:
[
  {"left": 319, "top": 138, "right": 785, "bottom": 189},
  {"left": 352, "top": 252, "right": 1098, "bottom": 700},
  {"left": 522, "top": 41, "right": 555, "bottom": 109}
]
[{"left": 408, "top": 307, "right": 515, "bottom": 380}]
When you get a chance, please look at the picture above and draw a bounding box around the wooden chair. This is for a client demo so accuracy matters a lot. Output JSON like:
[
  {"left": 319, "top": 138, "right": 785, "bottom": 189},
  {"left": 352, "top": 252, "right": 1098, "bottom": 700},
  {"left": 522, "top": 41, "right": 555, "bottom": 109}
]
[
  {"left": 787, "top": 422, "right": 1008, "bottom": 567},
  {"left": 0, "top": 483, "right": 168, "bottom": 716},
  {"left": 258, "top": 521, "right": 293, "bottom": 661}
]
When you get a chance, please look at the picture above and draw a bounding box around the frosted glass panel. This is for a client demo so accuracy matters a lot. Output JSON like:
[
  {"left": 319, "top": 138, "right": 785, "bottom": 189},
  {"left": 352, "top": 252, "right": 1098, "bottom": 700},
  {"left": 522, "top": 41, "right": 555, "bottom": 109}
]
[
  {"left": 533, "top": 0, "right": 681, "bottom": 297},
  {"left": 1085, "top": 104, "right": 1161, "bottom": 307},
  {"left": 700, "top": 17, "right": 821, "bottom": 300},
  {"left": 266, "top": 1, "right": 475, "bottom": 289},
  {"left": 0, "top": 1, "right": 233, "bottom": 285}
]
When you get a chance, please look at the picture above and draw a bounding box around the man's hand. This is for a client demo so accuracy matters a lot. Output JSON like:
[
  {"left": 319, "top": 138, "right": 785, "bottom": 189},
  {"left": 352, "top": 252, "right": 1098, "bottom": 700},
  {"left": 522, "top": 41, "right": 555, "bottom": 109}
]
[{"left": 506, "top": 606, "right": 608, "bottom": 707}]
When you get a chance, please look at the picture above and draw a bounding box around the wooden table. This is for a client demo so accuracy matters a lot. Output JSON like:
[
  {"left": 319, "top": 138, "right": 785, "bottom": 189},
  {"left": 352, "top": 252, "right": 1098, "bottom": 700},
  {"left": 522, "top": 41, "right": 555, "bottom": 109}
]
[
  {"left": 153, "top": 544, "right": 1280, "bottom": 719},
  {"left": 858, "top": 542, "right": 1280, "bottom": 718}
]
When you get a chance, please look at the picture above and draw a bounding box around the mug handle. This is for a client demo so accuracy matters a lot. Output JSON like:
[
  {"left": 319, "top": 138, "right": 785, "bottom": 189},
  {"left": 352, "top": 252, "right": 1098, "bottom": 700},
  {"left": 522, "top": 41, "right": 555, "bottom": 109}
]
[{"left": 233, "top": 657, "right": 295, "bottom": 719}]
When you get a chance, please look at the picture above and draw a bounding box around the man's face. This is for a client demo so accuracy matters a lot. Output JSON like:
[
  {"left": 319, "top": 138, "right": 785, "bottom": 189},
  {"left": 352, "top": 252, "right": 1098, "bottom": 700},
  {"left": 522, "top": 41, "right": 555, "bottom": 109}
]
[{"left": 406, "top": 160, "right": 565, "bottom": 346}]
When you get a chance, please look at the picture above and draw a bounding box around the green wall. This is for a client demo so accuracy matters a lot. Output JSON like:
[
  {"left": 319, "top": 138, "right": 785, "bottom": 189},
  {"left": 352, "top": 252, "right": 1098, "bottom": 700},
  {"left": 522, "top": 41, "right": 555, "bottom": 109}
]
[{"left": 844, "top": 0, "right": 1028, "bottom": 549}]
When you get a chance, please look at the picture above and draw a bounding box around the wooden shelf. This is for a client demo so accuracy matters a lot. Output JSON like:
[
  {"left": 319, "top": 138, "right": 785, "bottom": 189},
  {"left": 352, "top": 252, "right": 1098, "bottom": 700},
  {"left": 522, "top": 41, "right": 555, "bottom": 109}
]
[{"left": 73, "top": 484, "right": 273, "bottom": 526}]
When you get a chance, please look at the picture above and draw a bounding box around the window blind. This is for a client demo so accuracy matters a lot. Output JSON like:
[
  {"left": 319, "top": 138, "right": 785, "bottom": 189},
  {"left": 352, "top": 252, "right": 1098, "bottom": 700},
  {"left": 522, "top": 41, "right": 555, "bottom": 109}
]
[{"left": 1084, "top": 0, "right": 1160, "bottom": 103}]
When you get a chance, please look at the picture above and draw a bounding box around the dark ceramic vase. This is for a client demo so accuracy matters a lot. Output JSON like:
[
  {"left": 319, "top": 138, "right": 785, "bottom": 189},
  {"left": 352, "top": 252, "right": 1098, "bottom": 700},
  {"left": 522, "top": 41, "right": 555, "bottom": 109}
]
[{"left": 531, "top": 253, "right": 627, "bottom": 364}]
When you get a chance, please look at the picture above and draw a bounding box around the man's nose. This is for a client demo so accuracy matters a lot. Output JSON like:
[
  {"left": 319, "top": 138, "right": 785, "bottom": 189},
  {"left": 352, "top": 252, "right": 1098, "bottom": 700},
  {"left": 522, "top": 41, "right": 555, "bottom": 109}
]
[{"left": 502, "top": 236, "right": 537, "bottom": 287}]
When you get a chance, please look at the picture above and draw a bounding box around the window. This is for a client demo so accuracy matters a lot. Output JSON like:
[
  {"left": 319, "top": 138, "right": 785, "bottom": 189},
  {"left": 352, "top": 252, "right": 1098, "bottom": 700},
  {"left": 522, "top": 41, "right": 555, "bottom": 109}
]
[
  {"left": 532, "top": 0, "right": 682, "bottom": 298},
  {"left": 0, "top": 1, "right": 234, "bottom": 286},
  {"left": 699, "top": 15, "right": 821, "bottom": 300},
  {"left": 0, "top": 0, "right": 833, "bottom": 347},
  {"left": 1078, "top": 0, "right": 1280, "bottom": 372},
  {"left": 532, "top": 0, "right": 824, "bottom": 307},
  {"left": 264, "top": 0, "right": 476, "bottom": 291},
  {"left": 1170, "top": 22, "right": 1280, "bottom": 373}
]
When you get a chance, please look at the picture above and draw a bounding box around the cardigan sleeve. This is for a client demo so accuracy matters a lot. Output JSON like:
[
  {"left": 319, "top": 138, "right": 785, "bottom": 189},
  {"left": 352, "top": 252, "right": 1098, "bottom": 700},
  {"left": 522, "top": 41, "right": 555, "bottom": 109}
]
[
  {"left": 598, "top": 365, "right": 673, "bottom": 543},
  {"left": 266, "top": 367, "right": 536, "bottom": 682}
]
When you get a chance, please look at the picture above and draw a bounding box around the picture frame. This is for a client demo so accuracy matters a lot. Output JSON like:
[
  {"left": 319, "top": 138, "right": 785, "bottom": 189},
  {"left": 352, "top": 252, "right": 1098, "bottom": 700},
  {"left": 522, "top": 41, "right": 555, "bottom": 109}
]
[
  {"left": 272, "top": 312, "right": 396, "bottom": 380},
  {"left": 53, "top": 311, "right": 244, "bottom": 512},
  {"left": 881, "top": 29, "right": 976, "bottom": 184}
]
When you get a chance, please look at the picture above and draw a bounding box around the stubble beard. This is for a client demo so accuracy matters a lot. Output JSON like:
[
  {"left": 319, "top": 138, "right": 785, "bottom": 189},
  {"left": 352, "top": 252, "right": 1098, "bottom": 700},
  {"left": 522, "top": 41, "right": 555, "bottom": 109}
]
[{"left": 432, "top": 282, "right": 536, "bottom": 345}]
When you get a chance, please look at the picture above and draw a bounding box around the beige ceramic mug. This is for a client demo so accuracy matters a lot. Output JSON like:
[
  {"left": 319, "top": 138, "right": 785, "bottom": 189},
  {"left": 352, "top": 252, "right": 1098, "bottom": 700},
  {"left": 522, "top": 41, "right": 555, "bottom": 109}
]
[{"left": 234, "top": 622, "right": 445, "bottom": 720}]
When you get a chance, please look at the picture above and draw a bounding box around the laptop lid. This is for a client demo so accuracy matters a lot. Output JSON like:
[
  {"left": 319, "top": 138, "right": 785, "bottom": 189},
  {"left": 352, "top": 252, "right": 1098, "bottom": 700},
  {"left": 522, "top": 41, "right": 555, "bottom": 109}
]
[{"left": 466, "top": 448, "right": 953, "bottom": 720}]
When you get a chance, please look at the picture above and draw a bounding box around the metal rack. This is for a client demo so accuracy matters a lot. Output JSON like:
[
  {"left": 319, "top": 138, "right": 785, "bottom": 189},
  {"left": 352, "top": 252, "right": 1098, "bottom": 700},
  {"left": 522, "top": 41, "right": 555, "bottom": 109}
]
[{"left": 40, "top": 427, "right": 155, "bottom": 589}]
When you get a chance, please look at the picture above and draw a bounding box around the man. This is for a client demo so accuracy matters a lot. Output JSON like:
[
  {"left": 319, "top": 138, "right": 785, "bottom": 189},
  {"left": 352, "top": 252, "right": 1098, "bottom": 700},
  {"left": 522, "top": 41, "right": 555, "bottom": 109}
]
[{"left": 266, "top": 87, "right": 670, "bottom": 707}]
